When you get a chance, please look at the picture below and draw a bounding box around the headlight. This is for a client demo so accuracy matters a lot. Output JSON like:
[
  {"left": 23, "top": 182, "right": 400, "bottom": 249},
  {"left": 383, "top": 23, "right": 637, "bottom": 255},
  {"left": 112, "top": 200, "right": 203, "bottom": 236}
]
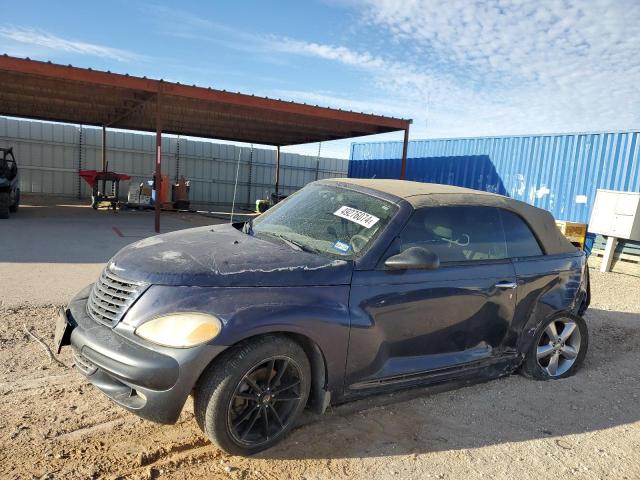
[{"left": 135, "top": 312, "right": 222, "bottom": 348}]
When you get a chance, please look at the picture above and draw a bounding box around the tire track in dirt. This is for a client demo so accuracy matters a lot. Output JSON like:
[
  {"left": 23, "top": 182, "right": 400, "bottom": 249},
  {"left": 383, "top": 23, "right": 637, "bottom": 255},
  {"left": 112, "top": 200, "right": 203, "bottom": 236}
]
[
  {"left": 0, "top": 373, "right": 78, "bottom": 393},
  {"left": 56, "top": 418, "right": 127, "bottom": 441}
]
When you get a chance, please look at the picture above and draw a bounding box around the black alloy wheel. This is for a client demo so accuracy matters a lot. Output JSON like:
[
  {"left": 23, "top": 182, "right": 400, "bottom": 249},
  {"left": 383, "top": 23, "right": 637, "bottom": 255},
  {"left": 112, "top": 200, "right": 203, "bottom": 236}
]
[
  {"left": 228, "top": 356, "right": 304, "bottom": 447},
  {"left": 194, "top": 335, "right": 311, "bottom": 455}
]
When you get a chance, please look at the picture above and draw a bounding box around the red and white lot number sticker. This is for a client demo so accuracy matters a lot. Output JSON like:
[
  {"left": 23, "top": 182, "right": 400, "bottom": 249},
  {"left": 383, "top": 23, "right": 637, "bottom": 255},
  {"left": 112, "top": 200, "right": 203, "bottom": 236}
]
[{"left": 333, "top": 206, "right": 380, "bottom": 228}]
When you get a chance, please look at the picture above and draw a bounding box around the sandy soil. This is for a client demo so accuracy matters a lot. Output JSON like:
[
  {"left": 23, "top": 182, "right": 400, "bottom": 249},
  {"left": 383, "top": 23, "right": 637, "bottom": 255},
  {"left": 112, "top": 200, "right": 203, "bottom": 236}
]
[{"left": 1, "top": 269, "right": 639, "bottom": 480}]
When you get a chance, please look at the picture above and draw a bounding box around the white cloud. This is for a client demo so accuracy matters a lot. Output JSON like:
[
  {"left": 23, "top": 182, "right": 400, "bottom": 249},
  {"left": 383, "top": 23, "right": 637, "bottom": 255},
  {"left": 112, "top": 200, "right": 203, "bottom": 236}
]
[
  {"left": 350, "top": 0, "right": 640, "bottom": 137},
  {"left": 8, "top": 2, "right": 630, "bottom": 148},
  {"left": 0, "top": 26, "right": 140, "bottom": 62},
  {"left": 230, "top": 0, "right": 640, "bottom": 140},
  {"left": 262, "top": 35, "right": 509, "bottom": 137},
  {"left": 270, "top": 37, "right": 387, "bottom": 70}
]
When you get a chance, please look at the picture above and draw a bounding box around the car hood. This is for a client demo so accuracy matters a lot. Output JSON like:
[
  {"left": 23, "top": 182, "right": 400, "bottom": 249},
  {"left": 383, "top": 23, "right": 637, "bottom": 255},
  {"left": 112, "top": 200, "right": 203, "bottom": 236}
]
[{"left": 109, "top": 224, "right": 353, "bottom": 287}]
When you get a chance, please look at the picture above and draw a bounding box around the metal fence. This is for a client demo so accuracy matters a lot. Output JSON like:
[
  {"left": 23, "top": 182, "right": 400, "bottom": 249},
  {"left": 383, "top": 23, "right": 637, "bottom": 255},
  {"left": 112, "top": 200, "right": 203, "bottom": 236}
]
[{"left": 0, "top": 117, "right": 348, "bottom": 209}]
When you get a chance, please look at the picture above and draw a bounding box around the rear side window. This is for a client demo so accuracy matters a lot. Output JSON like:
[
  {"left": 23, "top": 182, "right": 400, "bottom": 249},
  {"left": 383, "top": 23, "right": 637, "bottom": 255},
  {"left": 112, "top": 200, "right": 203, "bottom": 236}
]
[
  {"left": 499, "top": 210, "right": 543, "bottom": 257},
  {"left": 398, "top": 206, "right": 507, "bottom": 263}
]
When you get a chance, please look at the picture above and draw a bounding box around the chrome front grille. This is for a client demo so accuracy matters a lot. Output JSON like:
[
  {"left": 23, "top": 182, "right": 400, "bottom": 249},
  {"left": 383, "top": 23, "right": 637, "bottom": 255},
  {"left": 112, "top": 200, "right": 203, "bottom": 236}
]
[{"left": 86, "top": 268, "right": 146, "bottom": 326}]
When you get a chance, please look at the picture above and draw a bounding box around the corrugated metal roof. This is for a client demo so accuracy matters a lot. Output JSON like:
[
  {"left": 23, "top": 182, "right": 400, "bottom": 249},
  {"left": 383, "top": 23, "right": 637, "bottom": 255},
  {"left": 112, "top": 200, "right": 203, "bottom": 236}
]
[
  {"left": 0, "top": 55, "right": 411, "bottom": 146},
  {"left": 350, "top": 131, "right": 640, "bottom": 225}
]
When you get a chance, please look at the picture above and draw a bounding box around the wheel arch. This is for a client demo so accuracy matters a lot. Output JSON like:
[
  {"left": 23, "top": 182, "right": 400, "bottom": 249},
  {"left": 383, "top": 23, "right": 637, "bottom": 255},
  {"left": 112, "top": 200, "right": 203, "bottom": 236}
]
[
  {"left": 199, "top": 330, "right": 331, "bottom": 414},
  {"left": 284, "top": 331, "right": 330, "bottom": 413},
  {"left": 519, "top": 310, "right": 588, "bottom": 380},
  {"left": 517, "top": 308, "right": 584, "bottom": 358}
]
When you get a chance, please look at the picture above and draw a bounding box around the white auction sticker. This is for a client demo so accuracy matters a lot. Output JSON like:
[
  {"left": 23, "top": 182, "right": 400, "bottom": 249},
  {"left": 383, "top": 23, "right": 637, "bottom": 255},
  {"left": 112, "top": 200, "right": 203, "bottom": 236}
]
[{"left": 333, "top": 206, "right": 380, "bottom": 229}]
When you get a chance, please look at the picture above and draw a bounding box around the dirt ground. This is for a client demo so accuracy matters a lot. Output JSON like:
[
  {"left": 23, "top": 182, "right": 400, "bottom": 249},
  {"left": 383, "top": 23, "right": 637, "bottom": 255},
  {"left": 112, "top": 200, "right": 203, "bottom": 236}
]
[{"left": 1, "top": 269, "right": 639, "bottom": 480}]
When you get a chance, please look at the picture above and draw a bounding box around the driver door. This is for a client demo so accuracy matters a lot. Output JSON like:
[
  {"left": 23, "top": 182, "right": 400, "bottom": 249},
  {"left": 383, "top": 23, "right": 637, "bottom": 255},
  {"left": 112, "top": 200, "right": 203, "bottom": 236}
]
[{"left": 345, "top": 205, "right": 517, "bottom": 392}]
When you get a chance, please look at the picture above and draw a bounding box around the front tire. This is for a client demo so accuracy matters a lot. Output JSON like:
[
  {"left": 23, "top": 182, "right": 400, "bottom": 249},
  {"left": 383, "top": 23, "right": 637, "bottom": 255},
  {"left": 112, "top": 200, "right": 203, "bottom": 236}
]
[
  {"left": 194, "top": 336, "right": 311, "bottom": 455},
  {"left": 522, "top": 313, "right": 588, "bottom": 380}
]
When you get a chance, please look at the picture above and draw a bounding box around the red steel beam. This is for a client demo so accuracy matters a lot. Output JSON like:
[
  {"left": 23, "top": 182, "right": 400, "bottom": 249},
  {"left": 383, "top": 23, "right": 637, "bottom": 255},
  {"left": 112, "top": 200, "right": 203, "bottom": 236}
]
[
  {"left": 160, "top": 94, "right": 394, "bottom": 135},
  {"left": 161, "top": 102, "right": 384, "bottom": 138}
]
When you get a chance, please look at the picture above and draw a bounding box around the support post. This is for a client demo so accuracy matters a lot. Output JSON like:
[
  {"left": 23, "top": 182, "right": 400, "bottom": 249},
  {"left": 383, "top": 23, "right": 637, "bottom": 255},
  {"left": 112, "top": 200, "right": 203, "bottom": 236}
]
[
  {"left": 101, "top": 126, "right": 107, "bottom": 172},
  {"left": 275, "top": 145, "right": 281, "bottom": 195},
  {"left": 247, "top": 144, "right": 254, "bottom": 208},
  {"left": 400, "top": 126, "right": 410, "bottom": 180},
  {"left": 77, "top": 125, "right": 83, "bottom": 200},
  {"left": 601, "top": 236, "right": 618, "bottom": 272},
  {"left": 315, "top": 142, "right": 321, "bottom": 181},
  {"left": 154, "top": 90, "right": 163, "bottom": 234},
  {"left": 155, "top": 125, "right": 161, "bottom": 233}
]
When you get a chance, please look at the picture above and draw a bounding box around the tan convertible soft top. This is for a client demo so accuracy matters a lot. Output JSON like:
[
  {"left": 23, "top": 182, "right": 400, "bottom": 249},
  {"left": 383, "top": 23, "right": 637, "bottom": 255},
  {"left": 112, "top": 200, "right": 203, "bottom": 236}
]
[{"left": 320, "top": 178, "right": 577, "bottom": 255}]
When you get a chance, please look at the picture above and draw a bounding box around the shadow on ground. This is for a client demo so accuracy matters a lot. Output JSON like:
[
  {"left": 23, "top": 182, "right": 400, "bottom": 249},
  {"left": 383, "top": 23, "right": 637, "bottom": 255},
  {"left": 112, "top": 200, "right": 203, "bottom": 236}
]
[{"left": 259, "top": 308, "right": 640, "bottom": 460}]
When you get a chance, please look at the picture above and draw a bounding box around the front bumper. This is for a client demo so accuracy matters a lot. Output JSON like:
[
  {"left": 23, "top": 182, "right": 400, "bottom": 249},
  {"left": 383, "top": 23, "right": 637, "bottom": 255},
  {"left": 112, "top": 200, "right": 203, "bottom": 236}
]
[{"left": 63, "top": 285, "right": 226, "bottom": 424}]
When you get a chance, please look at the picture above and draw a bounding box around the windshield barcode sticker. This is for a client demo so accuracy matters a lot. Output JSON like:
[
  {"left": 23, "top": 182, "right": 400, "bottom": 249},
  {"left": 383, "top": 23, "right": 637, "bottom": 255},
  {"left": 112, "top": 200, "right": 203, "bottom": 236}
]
[{"left": 333, "top": 206, "right": 379, "bottom": 229}]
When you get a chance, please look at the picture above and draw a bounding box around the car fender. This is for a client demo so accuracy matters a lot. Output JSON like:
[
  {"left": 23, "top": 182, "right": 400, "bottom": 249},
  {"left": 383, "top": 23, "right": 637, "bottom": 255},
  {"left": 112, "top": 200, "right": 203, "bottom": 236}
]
[{"left": 123, "top": 284, "right": 351, "bottom": 396}]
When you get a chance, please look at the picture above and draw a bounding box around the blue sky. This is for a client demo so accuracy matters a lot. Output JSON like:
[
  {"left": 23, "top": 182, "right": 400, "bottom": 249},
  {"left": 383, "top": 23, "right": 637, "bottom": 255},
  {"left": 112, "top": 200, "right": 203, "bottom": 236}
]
[{"left": 1, "top": 0, "right": 639, "bottom": 158}]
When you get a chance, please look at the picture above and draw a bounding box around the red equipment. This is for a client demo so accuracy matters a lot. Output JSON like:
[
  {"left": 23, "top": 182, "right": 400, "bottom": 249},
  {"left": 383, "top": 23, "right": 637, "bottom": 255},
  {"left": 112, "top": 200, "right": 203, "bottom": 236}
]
[{"left": 79, "top": 170, "right": 131, "bottom": 210}]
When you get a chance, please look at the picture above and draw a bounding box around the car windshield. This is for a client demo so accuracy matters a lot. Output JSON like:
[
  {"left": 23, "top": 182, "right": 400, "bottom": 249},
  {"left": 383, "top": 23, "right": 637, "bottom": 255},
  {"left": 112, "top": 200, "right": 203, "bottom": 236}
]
[{"left": 251, "top": 184, "right": 397, "bottom": 258}]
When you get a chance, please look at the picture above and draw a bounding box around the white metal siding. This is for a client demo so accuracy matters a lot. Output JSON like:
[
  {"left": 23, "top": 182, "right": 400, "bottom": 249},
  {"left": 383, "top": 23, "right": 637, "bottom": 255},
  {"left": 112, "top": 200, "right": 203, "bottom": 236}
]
[{"left": 0, "top": 117, "right": 348, "bottom": 209}]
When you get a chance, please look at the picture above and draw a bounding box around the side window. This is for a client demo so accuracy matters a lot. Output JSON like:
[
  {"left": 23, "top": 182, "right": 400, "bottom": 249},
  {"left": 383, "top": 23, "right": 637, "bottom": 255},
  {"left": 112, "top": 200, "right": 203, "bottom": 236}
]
[
  {"left": 499, "top": 210, "right": 543, "bottom": 257},
  {"left": 398, "top": 206, "right": 507, "bottom": 263}
]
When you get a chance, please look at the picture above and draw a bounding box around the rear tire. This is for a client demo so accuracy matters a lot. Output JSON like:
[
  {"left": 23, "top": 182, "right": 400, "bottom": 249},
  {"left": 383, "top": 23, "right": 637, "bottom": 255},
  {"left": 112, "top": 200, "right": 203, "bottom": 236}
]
[
  {"left": 0, "top": 192, "right": 10, "bottom": 219},
  {"left": 194, "top": 336, "right": 311, "bottom": 456},
  {"left": 521, "top": 313, "right": 588, "bottom": 380}
]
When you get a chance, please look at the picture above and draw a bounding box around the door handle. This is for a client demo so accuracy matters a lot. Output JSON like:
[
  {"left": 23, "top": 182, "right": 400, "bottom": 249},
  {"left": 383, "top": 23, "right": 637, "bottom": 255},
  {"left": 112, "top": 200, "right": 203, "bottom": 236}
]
[{"left": 495, "top": 282, "right": 517, "bottom": 289}]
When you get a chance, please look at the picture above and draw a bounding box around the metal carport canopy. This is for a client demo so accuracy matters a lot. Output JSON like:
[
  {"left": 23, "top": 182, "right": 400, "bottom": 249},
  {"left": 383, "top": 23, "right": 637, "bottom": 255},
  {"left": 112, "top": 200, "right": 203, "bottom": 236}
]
[{"left": 0, "top": 54, "right": 412, "bottom": 230}]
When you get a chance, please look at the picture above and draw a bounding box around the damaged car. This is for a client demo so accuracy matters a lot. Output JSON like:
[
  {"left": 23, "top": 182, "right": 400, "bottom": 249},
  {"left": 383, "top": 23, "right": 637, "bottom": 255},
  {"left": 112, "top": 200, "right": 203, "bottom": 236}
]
[{"left": 55, "top": 178, "right": 590, "bottom": 455}]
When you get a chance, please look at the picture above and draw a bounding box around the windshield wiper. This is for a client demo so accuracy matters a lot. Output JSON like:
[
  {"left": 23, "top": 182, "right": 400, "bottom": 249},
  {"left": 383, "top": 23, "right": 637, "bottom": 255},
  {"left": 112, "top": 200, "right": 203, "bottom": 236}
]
[
  {"left": 242, "top": 217, "right": 254, "bottom": 235},
  {"left": 265, "top": 232, "right": 316, "bottom": 254}
]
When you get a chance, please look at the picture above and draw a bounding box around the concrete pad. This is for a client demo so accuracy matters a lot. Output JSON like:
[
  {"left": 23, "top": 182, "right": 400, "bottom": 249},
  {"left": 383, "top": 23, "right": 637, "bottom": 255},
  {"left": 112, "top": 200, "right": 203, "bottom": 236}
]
[{"left": 0, "top": 196, "right": 225, "bottom": 307}]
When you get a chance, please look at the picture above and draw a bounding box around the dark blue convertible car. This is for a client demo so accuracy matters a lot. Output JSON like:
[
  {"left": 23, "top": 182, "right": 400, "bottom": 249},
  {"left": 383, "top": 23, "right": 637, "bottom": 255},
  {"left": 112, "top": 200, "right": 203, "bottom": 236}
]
[{"left": 55, "top": 178, "right": 590, "bottom": 455}]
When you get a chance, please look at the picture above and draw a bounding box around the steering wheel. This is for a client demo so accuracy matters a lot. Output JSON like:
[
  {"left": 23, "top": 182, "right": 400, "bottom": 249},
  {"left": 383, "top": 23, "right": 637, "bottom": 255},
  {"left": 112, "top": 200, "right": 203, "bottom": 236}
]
[{"left": 349, "top": 234, "right": 369, "bottom": 254}]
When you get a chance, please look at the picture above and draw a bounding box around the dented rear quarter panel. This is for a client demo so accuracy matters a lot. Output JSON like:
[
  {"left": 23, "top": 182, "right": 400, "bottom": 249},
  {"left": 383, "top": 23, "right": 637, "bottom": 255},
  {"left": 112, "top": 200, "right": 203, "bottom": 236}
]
[{"left": 510, "top": 252, "right": 587, "bottom": 355}]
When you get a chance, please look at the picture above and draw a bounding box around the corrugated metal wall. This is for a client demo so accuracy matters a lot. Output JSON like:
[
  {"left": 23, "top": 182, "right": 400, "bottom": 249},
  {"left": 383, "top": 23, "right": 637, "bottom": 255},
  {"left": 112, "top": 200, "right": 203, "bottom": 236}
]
[
  {"left": 0, "top": 117, "right": 348, "bottom": 209},
  {"left": 350, "top": 131, "right": 640, "bottom": 225}
]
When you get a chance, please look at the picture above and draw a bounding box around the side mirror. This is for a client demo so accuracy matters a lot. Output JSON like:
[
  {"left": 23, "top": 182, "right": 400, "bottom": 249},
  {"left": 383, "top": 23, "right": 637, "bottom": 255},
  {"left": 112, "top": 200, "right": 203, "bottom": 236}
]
[{"left": 385, "top": 246, "right": 440, "bottom": 271}]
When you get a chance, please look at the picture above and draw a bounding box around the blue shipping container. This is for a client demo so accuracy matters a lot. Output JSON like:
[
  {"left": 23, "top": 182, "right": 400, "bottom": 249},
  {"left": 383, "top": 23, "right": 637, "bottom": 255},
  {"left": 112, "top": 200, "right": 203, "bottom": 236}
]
[{"left": 350, "top": 131, "right": 640, "bottom": 226}]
